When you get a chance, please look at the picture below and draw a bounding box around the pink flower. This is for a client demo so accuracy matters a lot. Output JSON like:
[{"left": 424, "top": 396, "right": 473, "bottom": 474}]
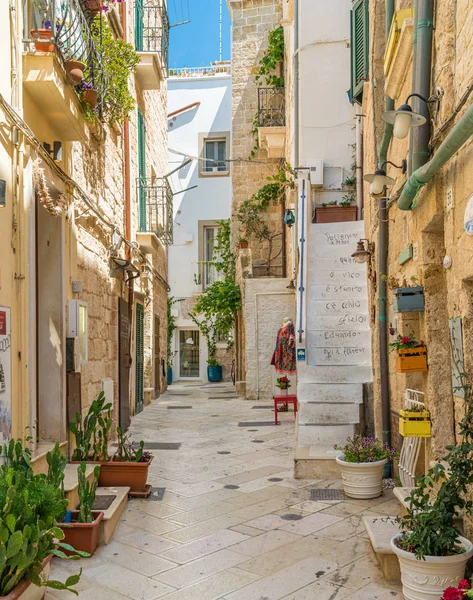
[
  {"left": 459, "top": 580, "right": 470, "bottom": 591},
  {"left": 441, "top": 587, "right": 464, "bottom": 600},
  {"left": 401, "top": 336, "right": 410, "bottom": 344}
]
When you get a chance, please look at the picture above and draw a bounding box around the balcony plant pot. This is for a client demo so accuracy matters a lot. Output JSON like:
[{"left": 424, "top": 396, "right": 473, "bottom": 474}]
[
  {"left": 30, "top": 29, "right": 54, "bottom": 53},
  {"left": 82, "top": 89, "right": 98, "bottom": 109},
  {"left": 399, "top": 409, "right": 431, "bottom": 438},
  {"left": 85, "top": 0, "right": 103, "bottom": 12},
  {"left": 393, "top": 286, "right": 425, "bottom": 313},
  {"left": 167, "top": 368, "right": 172, "bottom": 385},
  {"left": 0, "top": 555, "right": 52, "bottom": 600},
  {"left": 396, "top": 348, "right": 428, "bottom": 373},
  {"left": 238, "top": 241, "right": 249, "bottom": 249},
  {"left": 65, "top": 60, "right": 85, "bottom": 86},
  {"left": 98, "top": 457, "right": 153, "bottom": 492},
  {"left": 315, "top": 206, "right": 357, "bottom": 223},
  {"left": 336, "top": 455, "right": 387, "bottom": 499},
  {"left": 391, "top": 533, "right": 473, "bottom": 600},
  {"left": 207, "top": 365, "right": 223, "bottom": 383},
  {"left": 60, "top": 510, "right": 103, "bottom": 556}
]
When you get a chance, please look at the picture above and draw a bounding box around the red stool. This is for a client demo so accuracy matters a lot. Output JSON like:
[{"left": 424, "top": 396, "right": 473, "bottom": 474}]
[{"left": 273, "top": 394, "right": 298, "bottom": 425}]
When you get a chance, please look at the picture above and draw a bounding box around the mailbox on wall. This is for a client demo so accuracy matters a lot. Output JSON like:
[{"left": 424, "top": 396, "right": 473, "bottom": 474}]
[{"left": 67, "top": 300, "right": 88, "bottom": 363}]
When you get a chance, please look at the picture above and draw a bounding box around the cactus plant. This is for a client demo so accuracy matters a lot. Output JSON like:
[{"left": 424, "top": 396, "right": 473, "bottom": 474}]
[
  {"left": 46, "top": 442, "right": 67, "bottom": 497},
  {"left": 77, "top": 462, "right": 100, "bottom": 524},
  {"left": 69, "top": 392, "right": 112, "bottom": 461}
]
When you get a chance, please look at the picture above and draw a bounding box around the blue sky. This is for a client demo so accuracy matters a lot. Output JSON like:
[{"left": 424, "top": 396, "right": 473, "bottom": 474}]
[{"left": 168, "top": 0, "right": 231, "bottom": 68}]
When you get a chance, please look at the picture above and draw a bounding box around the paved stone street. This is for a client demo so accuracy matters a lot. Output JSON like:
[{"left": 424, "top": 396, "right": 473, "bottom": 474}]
[{"left": 48, "top": 384, "right": 402, "bottom": 600}]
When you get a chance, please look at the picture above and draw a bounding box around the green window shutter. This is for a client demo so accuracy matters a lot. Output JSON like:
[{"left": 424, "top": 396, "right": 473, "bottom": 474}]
[
  {"left": 137, "top": 108, "right": 146, "bottom": 231},
  {"left": 135, "top": 304, "right": 144, "bottom": 414},
  {"left": 351, "top": 0, "right": 369, "bottom": 105},
  {"left": 134, "top": 0, "right": 144, "bottom": 51}
]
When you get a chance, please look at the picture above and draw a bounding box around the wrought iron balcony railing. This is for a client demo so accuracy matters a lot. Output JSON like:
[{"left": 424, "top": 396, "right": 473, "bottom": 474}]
[
  {"left": 137, "top": 177, "right": 173, "bottom": 245},
  {"left": 257, "top": 87, "right": 286, "bottom": 128},
  {"left": 23, "top": 0, "right": 106, "bottom": 115},
  {"left": 134, "top": 2, "right": 170, "bottom": 76}
]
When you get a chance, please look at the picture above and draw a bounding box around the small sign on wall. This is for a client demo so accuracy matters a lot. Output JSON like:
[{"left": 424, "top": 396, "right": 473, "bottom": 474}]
[{"left": 297, "top": 348, "right": 306, "bottom": 361}]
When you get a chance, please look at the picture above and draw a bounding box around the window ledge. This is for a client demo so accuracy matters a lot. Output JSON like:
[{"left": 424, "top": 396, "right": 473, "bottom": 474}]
[
  {"left": 258, "top": 126, "right": 286, "bottom": 158},
  {"left": 199, "top": 171, "right": 230, "bottom": 178}
]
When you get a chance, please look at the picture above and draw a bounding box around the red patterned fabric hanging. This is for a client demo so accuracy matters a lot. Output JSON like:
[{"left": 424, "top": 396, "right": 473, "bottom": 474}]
[{"left": 272, "top": 321, "right": 296, "bottom": 374}]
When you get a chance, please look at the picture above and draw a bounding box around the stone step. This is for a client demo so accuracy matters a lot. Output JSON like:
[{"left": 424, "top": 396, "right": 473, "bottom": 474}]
[
  {"left": 307, "top": 345, "right": 371, "bottom": 367},
  {"left": 310, "top": 220, "right": 365, "bottom": 234},
  {"left": 298, "top": 402, "right": 361, "bottom": 425},
  {"left": 294, "top": 446, "right": 341, "bottom": 479},
  {"left": 298, "top": 383, "right": 364, "bottom": 404},
  {"left": 96, "top": 487, "right": 130, "bottom": 546},
  {"left": 307, "top": 330, "right": 371, "bottom": 349},
  {"left": 307, "top": 299, "right": 369, "bottom": 314},
  {"left": 307, "top": 314, "right": 370, "bottom": 331},
  {"left": 64, "top": 463, "right": 97, "bottom": 511},
  {"left": 362, "top": 516, "right": 401, "bottom": 582},
  {"left": 297, "top": 422, "right": 355, "bottom": 448},
  {"left": 31, "top": 441, "right": 68, "bottom": 476},
  {"left": 308, "top": 256, "right": 366, "bottom": 273},
  {"left": 393, "top": 486, "right": 414, "bottom": 513},
  {"left": 298, "top": 364, "right": 373, "bottom": 384},
  {"left": 307, "top": 284, "right": 368, "bottom": 300}
]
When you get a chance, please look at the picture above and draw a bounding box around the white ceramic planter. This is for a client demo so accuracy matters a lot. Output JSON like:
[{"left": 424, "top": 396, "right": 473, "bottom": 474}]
[
  {"left": 391, "top": 534, "right": 473, "bottom": 600},
  {"left": 336, "top": 455, "right": 387, "bottom": 499}
]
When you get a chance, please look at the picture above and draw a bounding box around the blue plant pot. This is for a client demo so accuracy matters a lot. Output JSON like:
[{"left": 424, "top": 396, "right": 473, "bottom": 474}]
[
  {"left": 207, "top": 365, "right": 223, "bottom": 383},
  {"left": 167, "top": 368, "right": 173, "bottom": 385}
]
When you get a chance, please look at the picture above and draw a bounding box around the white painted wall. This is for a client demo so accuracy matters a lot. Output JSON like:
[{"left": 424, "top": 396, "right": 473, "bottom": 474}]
[{"left": 167, "top": 74, "right": 232, "bottom": 380}]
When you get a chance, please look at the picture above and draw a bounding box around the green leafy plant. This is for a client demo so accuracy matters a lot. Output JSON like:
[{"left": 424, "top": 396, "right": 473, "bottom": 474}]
[
  {"left": 380, "top": 273, "right": 420, "bottom": 290},
  {"left": 335, "top": 435, "right": 397, "bottom": 463},
  {"left": 46, "top": 443, "right": 67, "bottom": 498},
  {"left": 388, "top": 333, "right": 424, "bottom": 353},
  {"left": 275, "top": 376, "right": 291, "bottom": 390},
  {"left": 395, "top": 329, "right": 473, "bottom": 559},
  {"left": 77, "top": 463, "right": 100, "bottom": 524},
  {"left": 88, "top": 18, "right": 140, "bottom": 124},
  {"left": 2, "top": 434, "right": 33, "bottom": 478},
  {"left": 113, "top": 427, "right": 151, "bottom": 463},
  {"left": 69, "top": 391, "right": 112, "bottom": 461}
]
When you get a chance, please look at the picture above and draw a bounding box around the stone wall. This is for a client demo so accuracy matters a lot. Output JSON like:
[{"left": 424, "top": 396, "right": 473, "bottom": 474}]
[{"left": 362, "top": 0, "right": 473, "bottom": 476}]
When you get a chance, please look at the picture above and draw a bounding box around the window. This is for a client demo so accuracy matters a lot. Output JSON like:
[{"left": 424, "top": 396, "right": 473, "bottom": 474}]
[
  {"left": 203, "top": 225, "right": 219, "bottom": 288},
  {"left": 350, "top": 0, "right": 369, "bottom": 105},
  {"left": 204, "top": 139, "right": 227, "bottom": 173}
]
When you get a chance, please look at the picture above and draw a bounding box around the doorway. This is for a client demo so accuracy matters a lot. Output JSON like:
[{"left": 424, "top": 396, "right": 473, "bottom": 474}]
[
  {"left": 178, "top": 329, "right": 200, "bottom": 379},
  {"left": 135, "top": 303, "right": 144, "bottom": 413}
]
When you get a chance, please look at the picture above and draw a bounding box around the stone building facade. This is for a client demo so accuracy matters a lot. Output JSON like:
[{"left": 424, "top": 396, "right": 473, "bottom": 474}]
[
  {"left": 0, "top": 0, "right": 169, "bottom": 453},
  {"left": 361, "top": 0, "right": 473, "bottom": 481}
]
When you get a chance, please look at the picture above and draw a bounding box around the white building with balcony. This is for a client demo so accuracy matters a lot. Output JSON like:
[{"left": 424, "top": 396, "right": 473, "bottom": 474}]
[{"left": 167, "top": 64, "right": 232, "bottom": 382}]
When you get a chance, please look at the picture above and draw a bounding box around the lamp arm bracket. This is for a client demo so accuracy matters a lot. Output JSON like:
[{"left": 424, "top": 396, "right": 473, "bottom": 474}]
[{"left": 406, "top": 92, "right": 439, "bottom": 105}]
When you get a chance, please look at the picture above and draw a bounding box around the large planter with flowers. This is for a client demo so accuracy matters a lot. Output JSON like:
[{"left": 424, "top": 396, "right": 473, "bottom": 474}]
[
  {"left": 335, "top": 436, "right": 396, "bottom": 499},
  {"left": 389, "top": 333, "right": 427, "bottom": 373},
  {"left": 392, "top": 534, "right": 473, "bottom": 600}
]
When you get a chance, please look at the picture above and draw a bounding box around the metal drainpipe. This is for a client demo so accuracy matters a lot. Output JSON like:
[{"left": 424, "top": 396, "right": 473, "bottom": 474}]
[
  {"left": 408, "top": 0, "right": 419, "bottom": 175},
  {"left": 377, "top": 0, "right": 395, "bottom": 475},
  {"left": 412, "top": 0, "right": 433, "bottom": 172},
  {"left": 294, "top": 0, "right": 299, "bottom": 169}
]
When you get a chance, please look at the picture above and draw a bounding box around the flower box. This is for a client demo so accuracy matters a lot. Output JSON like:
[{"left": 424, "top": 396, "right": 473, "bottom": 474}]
[
  {"left": 396, "top": 347, "right": 427, "bottom": 373},
  {"left": 60, "top": 511, "right": 103, "bottom": 556},
  {"left": 315, "top": 206, "right": 357, "bottom": 223},
  {"left": 399, "top": 408, "right": 431, "bottom": 437},
  {"left": 393, "top": 286, "right": 425, "bottom": 313},
  {"left": 98, "top": 457, "right": 152, "bottom": 492}
]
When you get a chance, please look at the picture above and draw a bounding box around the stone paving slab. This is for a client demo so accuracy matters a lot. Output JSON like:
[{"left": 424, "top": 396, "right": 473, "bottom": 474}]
[{"left": 48, "top": 383, "right": 402, "bottom": 600}]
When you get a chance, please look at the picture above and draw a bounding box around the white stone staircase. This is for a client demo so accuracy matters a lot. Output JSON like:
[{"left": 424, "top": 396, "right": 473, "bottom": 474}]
[{"left": 295, "top": 220, "right": 372, "bottom": 478}]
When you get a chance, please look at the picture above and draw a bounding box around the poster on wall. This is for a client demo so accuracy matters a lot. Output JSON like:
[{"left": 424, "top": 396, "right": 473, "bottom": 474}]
[{"left": 0, "top": 307, "right": 12, "bottom": 441}]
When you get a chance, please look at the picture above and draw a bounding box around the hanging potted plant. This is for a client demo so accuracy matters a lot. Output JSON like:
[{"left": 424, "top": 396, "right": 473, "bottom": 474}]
[
  {"left": 335, "top": 435, "right": 397, "bottom": 499},
  {"left": 391, "top": 335, "right": 473, "bottom": 600},
  {"left": 389, "top": 333, "right": 428, "bottom": 373},
  {"left": 78, "top": 81, "right": 98, "bottom": 110},
  {"left": 60, "top": 462, "right": 103, "bottom": 556},
  {"left": 65, "top": 60, "right": 85, "bottom": 86}
]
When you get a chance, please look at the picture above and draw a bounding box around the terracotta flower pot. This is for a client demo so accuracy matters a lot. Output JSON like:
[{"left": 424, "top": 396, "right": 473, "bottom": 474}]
[
  {"left": 396, "top": 348, "right": 428, "bottom": 373},
  {"left": 391, "top": 534, "right": 473, "bottom": 600},
  {"left": 82, "top": 89, "right": 98, "bottom": 109},
  {"left": 0, "top": 555, "right": 52, "bottom": 600},
  {"left": 315, "top": 206, "right": 357, "bottom": 223},
  {"left": 85, "top": 0, "right": 103, "bottom": 12},
  {"left": 60, "top": 511, "right": 103, "bottom": 556},
  {"left": 65, "top": 60, "right": 85, "bottom": 86},
  {"left": 30, "top": 29, "right": 54, "bottom": 53},
  {"left": 98, "top": 458, "right": 152, "bottom": 492},
  {"left": 238, "top": 242, "right": 249, "bottom": 249}
]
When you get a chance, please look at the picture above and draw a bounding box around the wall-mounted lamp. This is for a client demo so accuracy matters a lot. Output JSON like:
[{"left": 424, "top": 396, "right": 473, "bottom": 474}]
[
  {"left": 382, "top": 93, "right": 439, "bottom": 139},
  {"left": 364, "top": 160, "right": 407, "bottom": 196},
  {"left": 282, "top": 208, "right": 296, "bottom": 227},
  {"left": 43, "top": 141, "right": 63, "bottom": 162},
  {"left": 351, "top": 239, "right": 375, "bottom": 264}
]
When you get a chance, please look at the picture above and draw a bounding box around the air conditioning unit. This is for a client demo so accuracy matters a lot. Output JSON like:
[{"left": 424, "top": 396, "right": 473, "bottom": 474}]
[{"left": 309, "top": 159, "right": 324, "bottom": 186}]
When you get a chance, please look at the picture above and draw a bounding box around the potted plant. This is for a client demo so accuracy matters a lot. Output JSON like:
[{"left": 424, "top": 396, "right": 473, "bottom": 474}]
[
  {"left": 78, "top": 81, "right": 98, "bottom": 110},
  {"left": 30, "top": 23, "right": 54, "bottom": 53},
  {"left": 389, "top": 333, "right": 428, "bottom": 373},
  {"left": 207, "top": 358, "right": 223, "bottom": 383},
  {"left": 69, "top": 391, "right": 113, "bottom": 463},
  {"left": 98, "top": 428, "right": 153, "bottom": 494},
  {"left": 275, "top": 376, "right": 291, "bottom": 396},
  {"left": 65, "top": 60, "right": 85, "bottom": 86},
  {"left": 60, "top": 462, "right": 103, "bottom": 556},
  {"left": 399, "top": 407, "right": 431, "bottom": 438},
  {"left": 315, "top": 200, "right": 357, "bottom": 223},
  {"left": 335, "top": 435, "right": 397, "bottom": 499},
  {"left": 391, "top": 336, "right": 473, "bottom": 600},
  {"left": 237, "top": 238, "right": 249, "bottom": 250}
]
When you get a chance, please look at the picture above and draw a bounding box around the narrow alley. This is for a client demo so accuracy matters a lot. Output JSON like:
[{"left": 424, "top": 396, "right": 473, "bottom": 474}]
[{"left": 48, "top": 385, "right": 402, "bottom": 600}]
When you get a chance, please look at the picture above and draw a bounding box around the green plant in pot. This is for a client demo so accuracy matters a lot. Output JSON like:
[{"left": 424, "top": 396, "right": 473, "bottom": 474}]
[
  {"left": 60, "top": 463, "right": 103, "bottom": 557},
  {"left": 391, "top": 333, "right": 473, "bottom": 600},
  {"left": 69, "top": 391, "right": 112, "bottom": 462}
]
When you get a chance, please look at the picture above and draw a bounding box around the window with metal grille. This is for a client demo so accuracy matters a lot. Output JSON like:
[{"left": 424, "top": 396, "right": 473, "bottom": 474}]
[
  {"left": 350, "top": 0, "right": 369, "bottom": 105},
  {"left": 204, "top": 139, "right": 227, "bottom": 173}
]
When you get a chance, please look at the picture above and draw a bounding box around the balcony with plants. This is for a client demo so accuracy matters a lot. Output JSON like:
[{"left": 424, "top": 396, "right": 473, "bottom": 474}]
[
  {"left": 136, "top": 176, "right": 173, "bottom": 252},
  {"left": 134, "top": 1, "right": 170, "bottom": 89}
]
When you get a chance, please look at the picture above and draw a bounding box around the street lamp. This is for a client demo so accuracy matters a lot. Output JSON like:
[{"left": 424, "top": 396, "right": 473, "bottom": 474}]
[
  {"left": 363, "top": 160, "right": 407, "bottom": 196},
  {"left": 351, "top": 239, "right": 375, "bottom": 264},
  {"left": 382, "top": 93, "right": 438, "bottom": 139},
  {"left": 282, "top": 208, "right": 295, "bottom": 227}
]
